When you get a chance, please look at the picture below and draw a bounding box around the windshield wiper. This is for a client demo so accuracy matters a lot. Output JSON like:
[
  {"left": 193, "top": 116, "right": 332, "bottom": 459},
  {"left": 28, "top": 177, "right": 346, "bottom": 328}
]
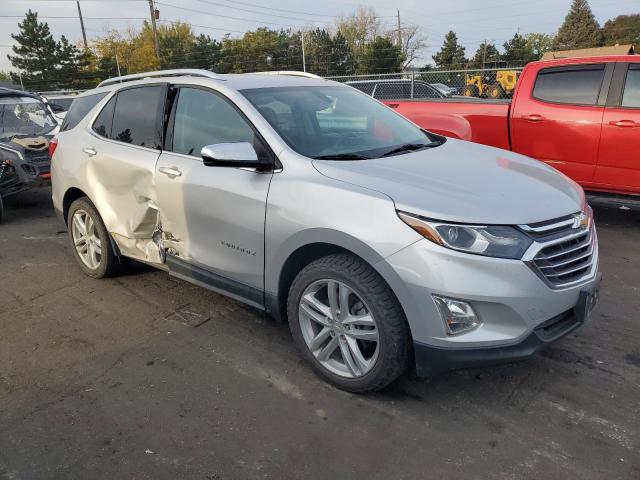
[
  {"left": 313, "top": 153, "right": 371, "bottom": 160},
  {"left": 380, "top": 142, "right": 439, "bottom": 158}
]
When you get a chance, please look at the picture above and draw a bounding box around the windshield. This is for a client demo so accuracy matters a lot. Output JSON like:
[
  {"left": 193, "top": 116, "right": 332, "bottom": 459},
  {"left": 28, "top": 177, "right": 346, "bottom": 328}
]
[
  {"left": 241, "top": 85, "right": 437, "bottom": 159},
  {"left": 0, "top": 96, "right": 57, "bottom": 142}
]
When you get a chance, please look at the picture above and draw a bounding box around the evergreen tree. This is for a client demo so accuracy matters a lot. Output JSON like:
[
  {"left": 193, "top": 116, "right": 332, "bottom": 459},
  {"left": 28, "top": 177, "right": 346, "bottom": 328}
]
[
  {"left": 432, "top": 31, "right": 466, "bottom": 69},
  {"left": 602, "top": 14, "right": 640, "bottom": 46},
  {"left": 306, "top": 28, "right": 334, "bottom": 76},
  {"left": 7, "top": 10, "right": 58, "bottom": 90},
  {"left": 468, "top": 41, "right": 500, "bottom": 69},
  {"left": 191, "top": 34, "right": 221, "bottom": 71},
  {"left": 55, "top": 35, "right": 94, "bottom": 89},
  {"left": 554, "top": 0, "right": 603, "bottom": 50},
  {"left": 502, "top": 33, "right": 537, "bottom": 67},
  {"left": 330, "top": 31, "right": 355, "bottom": 75},
  {"left": 357, "top": 36, "right": 404, "bottom": 74}
]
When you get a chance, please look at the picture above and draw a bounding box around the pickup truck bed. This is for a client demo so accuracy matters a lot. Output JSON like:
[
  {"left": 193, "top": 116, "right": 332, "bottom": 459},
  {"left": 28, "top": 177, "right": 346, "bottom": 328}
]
[{"left": 384, "top": 55, "right": 640, "bottom": 197}]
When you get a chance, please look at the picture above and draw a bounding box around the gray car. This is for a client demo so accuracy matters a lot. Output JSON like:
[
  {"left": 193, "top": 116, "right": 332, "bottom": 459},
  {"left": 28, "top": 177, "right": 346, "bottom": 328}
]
[{"left": 51, "top": 69, "right": 601, "bottom": 392}]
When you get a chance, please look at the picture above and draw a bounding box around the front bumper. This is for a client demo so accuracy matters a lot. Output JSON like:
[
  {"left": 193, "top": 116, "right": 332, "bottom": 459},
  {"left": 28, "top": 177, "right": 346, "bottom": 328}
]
[
  {"left": 414, "top": 273, "right": 601, "bottom": 376},
  {"left": 377, "top": 231, "right": 600, "bottom": 376}
]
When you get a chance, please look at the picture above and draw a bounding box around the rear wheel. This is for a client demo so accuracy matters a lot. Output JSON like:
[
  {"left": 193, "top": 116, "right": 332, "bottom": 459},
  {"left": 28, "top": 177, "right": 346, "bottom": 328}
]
[
  {"left": 288, "top": 253, "right": 411, "bottom": 392},
  {"left": 67, "top": 197, "right": 120, "bottom": 278}
]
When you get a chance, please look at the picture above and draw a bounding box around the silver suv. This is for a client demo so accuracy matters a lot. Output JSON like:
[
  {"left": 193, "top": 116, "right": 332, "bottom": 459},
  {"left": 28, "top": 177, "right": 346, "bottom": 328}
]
[{"left": 51, "top": 69, "right": 601, "bottom": 392}]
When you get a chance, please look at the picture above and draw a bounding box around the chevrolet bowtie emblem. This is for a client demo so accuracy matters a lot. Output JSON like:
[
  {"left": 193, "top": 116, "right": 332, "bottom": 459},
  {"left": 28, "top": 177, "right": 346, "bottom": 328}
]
[{"left": 573, "top": 212, "right": 589, "bottom": 229}]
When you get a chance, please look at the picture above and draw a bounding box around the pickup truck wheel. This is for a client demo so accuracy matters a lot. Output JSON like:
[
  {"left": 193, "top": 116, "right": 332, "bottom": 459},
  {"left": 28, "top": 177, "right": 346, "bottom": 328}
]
[
  {"left": 288, "top": 253, "right": 411, "bottom": 393},
  {"left": 67, "top": 197, "right": 120, "bottom": 279}
]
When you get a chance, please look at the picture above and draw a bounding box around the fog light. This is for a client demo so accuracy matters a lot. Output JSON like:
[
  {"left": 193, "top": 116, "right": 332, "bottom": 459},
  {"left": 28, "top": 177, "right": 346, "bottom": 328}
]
[{"left": 432, "top": 295, "right": 482, "bottom": 336}]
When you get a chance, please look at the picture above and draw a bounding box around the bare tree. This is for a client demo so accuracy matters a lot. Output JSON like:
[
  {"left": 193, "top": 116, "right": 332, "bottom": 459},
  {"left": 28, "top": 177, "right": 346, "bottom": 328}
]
[
  {"left": 397, "top": 24, "right": 426, "bottom": 68},
  {"left": 335, "top": 6, "right": 381, "bottom": 51}
]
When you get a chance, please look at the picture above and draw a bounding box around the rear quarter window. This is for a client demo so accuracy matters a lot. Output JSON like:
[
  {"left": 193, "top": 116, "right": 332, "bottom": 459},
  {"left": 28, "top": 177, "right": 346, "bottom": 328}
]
[
  {"left": 60, "top": 92, "right": 108, "bottom": 132},
  {"left": 532, "top": 64, "right": 605, "bottom": 106},
  {"left": 621, "top": 65, "right": 640, "bottom": 108}
]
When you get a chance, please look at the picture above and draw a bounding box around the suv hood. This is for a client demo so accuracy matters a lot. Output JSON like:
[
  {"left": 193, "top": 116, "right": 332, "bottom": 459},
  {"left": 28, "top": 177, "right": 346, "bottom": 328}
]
[{"left": 312, "top": 138, "right": 584, "bottom": 225}]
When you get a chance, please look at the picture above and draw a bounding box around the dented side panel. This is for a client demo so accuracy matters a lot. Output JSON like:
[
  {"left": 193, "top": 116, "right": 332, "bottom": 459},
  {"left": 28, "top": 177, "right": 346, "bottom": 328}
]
[{"left": 84, "top": 138, "right": 164, "bottom": 264}]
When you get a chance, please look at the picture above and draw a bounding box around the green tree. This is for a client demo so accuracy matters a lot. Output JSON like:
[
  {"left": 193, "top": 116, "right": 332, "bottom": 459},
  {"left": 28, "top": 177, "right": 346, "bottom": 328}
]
[
  {"left": 357, "top": 36, "right": 404, "bottom": 74},
  {"left": 0, "top": 71, "right": 11, "bottom": 82},
  {"left": 502, "top": 33, "right": 537, "bottom": 66},
  {"left": 524, "top": 33, "right": 555, "bottom": 59},
  {"left": 190, "top": 34, "right": 221, "bottom": 70},
  {"left": 329, "top": 31, "right": 356, "bottom": 75},
  {"left": 468, "top": 41, "right": 500, "bottom": 69},
  {"left": 158, "top": 22, "right": 195, "bottom": 70},
  {"left": 7, "top": 10, "right": 58, "bottom": 90},
  {"left": 55, "top": 35, "right": 95, "bottom": 89},
  {"left": 554, "top": 0, "right": 603, "bottom": 50},
  {"left": 306, "top": 28, "right": 334, "bottom": 76},
  {"left": 432, "top": 31, "right": 466, "bottom": 69},
  {"left": 602, "top": 14, "right": 640, "bottom": 46}
]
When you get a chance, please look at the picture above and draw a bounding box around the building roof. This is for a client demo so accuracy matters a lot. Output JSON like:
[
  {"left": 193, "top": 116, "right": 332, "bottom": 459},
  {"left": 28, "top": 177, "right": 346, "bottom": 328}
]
[{"left": 542, "top": 44, "right": 635, "bottom": 60}]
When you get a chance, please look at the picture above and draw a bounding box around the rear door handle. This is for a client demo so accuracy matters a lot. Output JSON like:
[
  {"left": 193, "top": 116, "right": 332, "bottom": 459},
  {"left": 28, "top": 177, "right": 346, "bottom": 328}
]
[
  {"left": 609, "top": 120, "right": 640, "bottom": 128},
  {"left": 82, "top": 147, "right": 97, "bottom": 157},
  {"left": 159, "top": 166, "right": 182, "bottom": 178},
  {"left": 522, "top": 114, "right": 545, "bottom": 122}
]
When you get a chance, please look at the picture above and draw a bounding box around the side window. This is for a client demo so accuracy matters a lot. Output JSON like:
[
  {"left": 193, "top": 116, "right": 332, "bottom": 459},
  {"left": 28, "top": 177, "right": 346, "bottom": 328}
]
[
  {"left": 533, "top": 65, "right": 605, "bottom": 105},
  {"left": 60, "top": 92, "right": 107, "bottom": 132},
  {"left": 349, "top": 83, "right": 375, "bottom": 95},
  {"left": 169, "top": 87, "right": 255, "bottom": 157},
  {"left": 621, "top": 65, "right": 640, "bottom": 108},
  {"left": 111, "top": 86, "right": 164, "bottom": 149},
  {"left": 414, "top": 83, "right": 440, "bottom": 99},
  {"left": 374, "top": 83, "right": 411, "bottom": 100},
  {"left": 92, "top": 96, "right": 116, "bottom": 138}
]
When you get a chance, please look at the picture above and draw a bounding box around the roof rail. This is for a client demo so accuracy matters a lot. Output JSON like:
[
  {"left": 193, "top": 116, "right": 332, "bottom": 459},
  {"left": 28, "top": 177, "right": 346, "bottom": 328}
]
[
  {"left": 97, "top": 69, "right": 224, "bottom": 88},
  {"left": 250, "top": 71, "right": 322, "bottom": 79}
]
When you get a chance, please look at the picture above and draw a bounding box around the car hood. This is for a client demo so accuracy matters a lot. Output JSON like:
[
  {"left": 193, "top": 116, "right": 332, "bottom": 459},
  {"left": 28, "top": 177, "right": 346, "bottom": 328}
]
[{"left": 312, "top": 138, "right": 584, "bottom": 225}]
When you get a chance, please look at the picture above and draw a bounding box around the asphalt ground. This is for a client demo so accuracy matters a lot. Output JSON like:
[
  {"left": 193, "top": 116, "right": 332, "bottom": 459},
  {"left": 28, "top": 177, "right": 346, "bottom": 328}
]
[{"left": 1, "top": 186, "right": 639, "bottom": 479}]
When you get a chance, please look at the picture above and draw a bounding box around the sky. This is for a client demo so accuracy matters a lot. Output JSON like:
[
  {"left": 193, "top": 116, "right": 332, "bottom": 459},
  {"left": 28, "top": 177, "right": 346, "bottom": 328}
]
[{"left": 1, "top": 0, "right": 638, "bottom": 74}]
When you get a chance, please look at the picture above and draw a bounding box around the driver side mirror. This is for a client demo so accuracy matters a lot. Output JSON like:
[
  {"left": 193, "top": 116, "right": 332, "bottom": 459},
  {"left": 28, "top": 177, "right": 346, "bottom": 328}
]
[{"left": 201, "top": 142, "right": 270, "bottom": 170}]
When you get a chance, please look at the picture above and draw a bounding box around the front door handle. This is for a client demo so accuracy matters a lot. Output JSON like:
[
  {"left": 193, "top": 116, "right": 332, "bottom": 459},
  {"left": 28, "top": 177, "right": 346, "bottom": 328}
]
[
  {"left": 522, "top": 114, "right": 545, "bottom": 122},
  {"left": 609, "top": 119, "right": 640, "bottom": 128},
  {"left": 159, "top": 166, "right": 182, "bottom": 178},
  {"left": 82, "top": 147, "right": 97, "bottom": 157}
]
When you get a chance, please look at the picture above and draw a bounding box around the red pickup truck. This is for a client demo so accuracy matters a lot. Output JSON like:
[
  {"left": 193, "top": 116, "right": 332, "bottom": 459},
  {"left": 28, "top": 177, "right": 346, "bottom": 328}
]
[{"left": 384, "top": 56, "right": 640, "bottom": 197}]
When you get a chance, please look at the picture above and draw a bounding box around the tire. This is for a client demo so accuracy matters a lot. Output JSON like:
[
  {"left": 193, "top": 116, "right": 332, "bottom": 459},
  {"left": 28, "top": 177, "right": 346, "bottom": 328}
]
[
  {"left": 463, "top": 85, "right": 479, "bottom": 97},
  {"left": 67, "top": 197, "right": 120, "bottom": 278},
  {"left": 288, "top": 253, "right": 411, "bottom": 393},
  {"left": 487, "top": 83, "right": 504, "bottom": 99}
]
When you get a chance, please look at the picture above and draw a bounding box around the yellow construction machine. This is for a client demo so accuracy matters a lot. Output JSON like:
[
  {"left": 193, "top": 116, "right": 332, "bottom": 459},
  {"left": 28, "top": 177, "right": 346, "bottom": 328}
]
[{"left": 463, "top": 70, "right": 519, "bottom": 98}]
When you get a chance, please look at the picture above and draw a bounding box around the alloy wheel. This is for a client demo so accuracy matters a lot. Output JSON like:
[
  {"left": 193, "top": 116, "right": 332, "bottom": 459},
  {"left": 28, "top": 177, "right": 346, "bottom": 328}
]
[
  {"left": 71, "top": 209, "right": 102, "bottom": 270},
  {"left": 298, "top": 279, "right": 379, "bottom": 379}
]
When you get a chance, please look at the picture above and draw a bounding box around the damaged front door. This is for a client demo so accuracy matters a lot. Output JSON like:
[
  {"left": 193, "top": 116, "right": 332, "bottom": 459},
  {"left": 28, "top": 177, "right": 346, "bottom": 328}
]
[
  {"left": 86, "top": 84, "right": 167, "bottom": 263},
  {"left": 155, "top": 86, "right": 274, "bottom": 294}
]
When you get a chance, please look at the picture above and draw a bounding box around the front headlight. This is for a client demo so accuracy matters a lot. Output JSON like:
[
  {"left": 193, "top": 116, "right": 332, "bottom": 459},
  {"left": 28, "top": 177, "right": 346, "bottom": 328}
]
[{"left": 398, "top": 211, "right": 533, "bottom": 259}]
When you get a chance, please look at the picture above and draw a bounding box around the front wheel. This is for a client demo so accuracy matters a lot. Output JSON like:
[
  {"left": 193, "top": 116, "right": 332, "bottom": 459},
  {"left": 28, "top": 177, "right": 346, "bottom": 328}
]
[{"left": 288, "top": 254, "right": 411, "bottom": 392}]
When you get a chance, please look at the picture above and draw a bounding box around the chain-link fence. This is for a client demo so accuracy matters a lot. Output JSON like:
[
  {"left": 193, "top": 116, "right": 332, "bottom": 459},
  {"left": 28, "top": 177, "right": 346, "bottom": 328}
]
[{"left": 325, "top": 68, "right": 523, "bottom": 100}]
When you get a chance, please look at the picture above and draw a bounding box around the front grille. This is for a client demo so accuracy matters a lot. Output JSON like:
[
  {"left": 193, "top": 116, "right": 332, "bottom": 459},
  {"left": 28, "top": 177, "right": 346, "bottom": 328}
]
[{"left": 530, "top": 225, "right": 596, "bottom": 288}]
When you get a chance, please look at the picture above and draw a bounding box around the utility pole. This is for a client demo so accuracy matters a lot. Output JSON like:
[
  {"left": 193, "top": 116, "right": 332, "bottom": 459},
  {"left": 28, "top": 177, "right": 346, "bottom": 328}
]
[
  {"left": 76, "top": 1, "right": 88, "bottom": 50},
  {"left": 482, "top": 39, "right": 487, "bottom": 67},
  {"left": 148, "top": 0, "right": 160, "bottom": 62},
  {"left": 396, "top": 10, "right": 402, "bottom": 49},
  {"left": 301, "top": 31, "right": 306, "bottom": 72}
]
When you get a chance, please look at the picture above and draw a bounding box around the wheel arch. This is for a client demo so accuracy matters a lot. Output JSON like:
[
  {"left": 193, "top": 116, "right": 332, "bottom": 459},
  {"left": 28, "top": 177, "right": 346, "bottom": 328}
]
[
  {"left": 62, "top": 187, "right": 90, "bottom": 224},
  {"left": 266, "top": 231, "right": 414, "bottom": 341}
]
